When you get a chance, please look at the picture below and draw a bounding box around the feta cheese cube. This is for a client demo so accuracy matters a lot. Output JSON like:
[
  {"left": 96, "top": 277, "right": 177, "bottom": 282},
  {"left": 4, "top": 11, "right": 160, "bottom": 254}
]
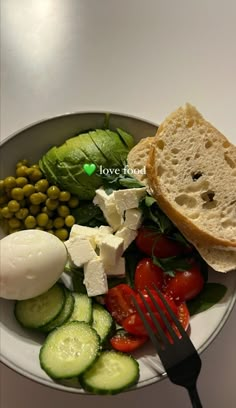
[
  {"left": 105, "top": 257, "right": 126, "bottom": 276},
  {"left": 95, "top": 225, "right": 114, "bottom": 246},
  {"left": 83, "top": 257, "right": 108, "bottom": 296},
  {"left": 99, "top": 234, "right": 124, "bottom": 266},
  {"left": 93, "top": 188, "right": 123, "bottom": 231},
  {"left": 113, "top": 188, "right": 146, "bottom": 215},
  {"left": 69, "top": 224, "right": 98, "bottom": 248},
  {"left": 124, "top": 208, "right": 142, "bottom": 230},
  {"left": 65, "top": 235, "right": 97, "bottom": 267},
  {"left": 115, "top": 226, "right": 138, "bottom": 251}
]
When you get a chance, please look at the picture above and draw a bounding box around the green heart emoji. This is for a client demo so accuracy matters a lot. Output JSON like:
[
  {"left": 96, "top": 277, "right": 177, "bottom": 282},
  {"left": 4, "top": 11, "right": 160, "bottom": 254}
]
[{"left": 83, "top": 163, "right": 96, "bottom": 176}]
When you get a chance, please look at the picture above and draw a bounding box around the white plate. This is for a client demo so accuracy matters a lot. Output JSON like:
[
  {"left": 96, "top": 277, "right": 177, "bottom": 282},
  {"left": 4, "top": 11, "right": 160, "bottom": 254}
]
[{"left": 0, "top": 112, "right": 236, "bottom": 393}]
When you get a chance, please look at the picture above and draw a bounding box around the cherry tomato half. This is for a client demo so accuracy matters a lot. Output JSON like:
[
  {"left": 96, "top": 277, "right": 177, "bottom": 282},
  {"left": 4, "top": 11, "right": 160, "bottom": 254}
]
[
  {"left": 164, "top": 263, "right": 204, "bottom": 302},
  {"left": 122, "top": 291, "right": 178, "bottom": 337},
  {"left": 136, "top": 226, "right": 191, "bottom": 258},
  {"left": 134, "top": 258, "right": 164, "bottom": 291},
  {"left": 105, "top": 284, "right": 136, "bottom": 325},
  {"left": 110, "top": 329, "right": 148, "bottom": 352}
]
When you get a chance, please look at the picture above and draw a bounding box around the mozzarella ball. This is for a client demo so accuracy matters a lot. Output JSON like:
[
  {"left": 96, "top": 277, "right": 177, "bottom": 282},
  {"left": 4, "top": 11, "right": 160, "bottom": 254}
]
[{"left": 0, "top": 230, "right": 67, "bottom": 300}]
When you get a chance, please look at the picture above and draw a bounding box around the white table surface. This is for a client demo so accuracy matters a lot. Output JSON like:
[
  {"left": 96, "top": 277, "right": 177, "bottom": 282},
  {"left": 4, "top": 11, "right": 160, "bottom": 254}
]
[{"left": 1, "top": 0, "right": 236, "bottom": 407}]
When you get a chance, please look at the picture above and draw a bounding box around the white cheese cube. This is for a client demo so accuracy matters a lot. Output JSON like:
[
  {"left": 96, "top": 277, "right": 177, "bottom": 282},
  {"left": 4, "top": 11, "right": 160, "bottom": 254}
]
[
  {"left": 124, "top": 208, "right": 142, "bottom": 230},
  {"left": 65, "top": 236, "right": 97, "bottom": 267},
  {"left": 115, "top": 226, "right": 138, "bottom": 251},
  {"left": 113, "top": 188, "right": 146, "bottom": 215},
  {"left": 69, "top": 224, "right": 98, "bottom": 248},
  {"left": 95, "top": 225, "right": 114, "bottom": 246},
  {"left": 105, "top": 257, "right": 126, "bottom": 276},
  {"left": 93, "top": 188, "right": 123, "bottom": 231},
  {"left": 83, "top": 257, "right": 108, "bottom": 296},
  {"left": 99, "top": 235, "right": 124, "bottom": 266}
]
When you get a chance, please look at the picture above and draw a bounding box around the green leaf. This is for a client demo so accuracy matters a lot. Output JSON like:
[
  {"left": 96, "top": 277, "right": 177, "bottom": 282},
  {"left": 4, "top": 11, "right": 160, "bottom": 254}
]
[
  {"left": 187, "top": 283, "right": 227, "bottom": 316},
  {"left": 169, "top": 232, "right": 192, "bottom": 248},
  {"left": 71, "top": 268, "right": 87, "bottom": 294},
  {"left": 124, "top": 243, "right": 144, "bottom": 288},
  {"left": 140, "top": 196, "right": 173, "bottom": 234},
  {"left": 118, "top": 177, "right": 144, "bottom": 189},
  {"left": 71, "top": 201, "right": 108, "bottom": 227},
  {"left": 153, "top": 255, "right": 191, "bottom": 275}
]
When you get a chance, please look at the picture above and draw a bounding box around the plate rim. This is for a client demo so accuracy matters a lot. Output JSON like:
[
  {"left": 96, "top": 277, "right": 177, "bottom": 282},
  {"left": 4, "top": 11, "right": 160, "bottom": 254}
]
[{"left": 0, "top": 111, "right": 236, "bottom": 393}]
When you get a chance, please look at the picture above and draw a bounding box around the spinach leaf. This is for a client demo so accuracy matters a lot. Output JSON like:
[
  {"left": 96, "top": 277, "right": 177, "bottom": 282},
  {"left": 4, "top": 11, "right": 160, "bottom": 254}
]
[
  {"left": 71, "top": 201, "right": 108, "bottom": 227},
  {"left": 153, "top": 255, "right": 192, "bottom": 276},
  {"left": 187, "top": 283, "right": 227, "bottom": 316},
  {"left": 124, "top": 243, "right": 144, "bottom": 288}
]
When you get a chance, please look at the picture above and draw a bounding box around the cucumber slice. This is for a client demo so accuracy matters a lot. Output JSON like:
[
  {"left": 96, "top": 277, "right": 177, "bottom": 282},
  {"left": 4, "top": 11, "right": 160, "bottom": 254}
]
[
  {"left": 15, "top": 283, "right": 65, "bottom": 329},
  {"left": 69, "top": 293, "right": 92, "bottom": 323},
  {"left": 80, "top": 350, "right": 139, "bottom": 394},
  {"left": 40, "top": 321, "right": 100, "bottom": 379},
  {"left": 92, "top": 303, "right": 114, "bottom": 343},
  {"left": 42, "top": 289, "right": 75, "bottom": 333}
]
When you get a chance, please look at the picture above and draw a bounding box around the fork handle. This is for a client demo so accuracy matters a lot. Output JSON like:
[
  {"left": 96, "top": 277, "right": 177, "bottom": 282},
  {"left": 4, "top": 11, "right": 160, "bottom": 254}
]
[{"left": 187, "top": 385, "right": 203, "bottom": 408}]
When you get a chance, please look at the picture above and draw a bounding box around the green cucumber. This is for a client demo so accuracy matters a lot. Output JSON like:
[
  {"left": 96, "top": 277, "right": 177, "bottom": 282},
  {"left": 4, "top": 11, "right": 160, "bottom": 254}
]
[
  {"left": 15, "top": 283, "right": 65, "bottom": 329},
  {"left": 92, "top": 303, "right": 114, "bottom": 343},
  {"left": 40, "top": 321, "right": 100, "bottom": 379},
  {"left": 80, "top": 350, "right": 139, "bottom": 394},
  {"left": 69, "top": 293, "right": 92, "bottom": 323},
  {"left": 42, "top": 289, "right": 75, "bottom": 333}
]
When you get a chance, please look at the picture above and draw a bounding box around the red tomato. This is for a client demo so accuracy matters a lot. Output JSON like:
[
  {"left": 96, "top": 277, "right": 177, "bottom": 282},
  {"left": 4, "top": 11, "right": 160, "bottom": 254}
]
[
  {"left": 105, "top": 284, "right": 136, "bottom": 325},
  {"left": 167, "top": 302, "right": 190, "bottom": 341},
  {"left": 164, "top": 263, "right": 204, "bottom": 302},
  {"left": 122, "top": 291, "right": 178, "bottom": 337},
  {"left": 134, "top": 258, "right": 164, "bottom": 291},
  {"left": 110, "top": 330, "right": 148, "bottom": 352},
  {"left": 136, "top": 226, "right": 191, "bottom": 258}
]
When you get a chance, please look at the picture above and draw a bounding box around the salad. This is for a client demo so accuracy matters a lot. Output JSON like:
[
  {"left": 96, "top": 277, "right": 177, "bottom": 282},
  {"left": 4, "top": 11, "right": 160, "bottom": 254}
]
[{"left": 0, "top": 126, "right": 227, "bottom": 395}]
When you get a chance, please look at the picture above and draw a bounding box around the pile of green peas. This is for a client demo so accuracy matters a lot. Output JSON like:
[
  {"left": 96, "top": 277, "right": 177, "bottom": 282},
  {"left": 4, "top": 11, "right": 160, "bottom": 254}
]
[{"left": 0, "top": 160, "right": 79, "bottom": 241}]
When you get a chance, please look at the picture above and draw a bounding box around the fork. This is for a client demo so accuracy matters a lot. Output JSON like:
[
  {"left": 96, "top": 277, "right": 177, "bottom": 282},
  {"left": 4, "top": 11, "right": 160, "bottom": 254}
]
[{"left": 133, "top": 286, "right": 203, "bottom": 408}]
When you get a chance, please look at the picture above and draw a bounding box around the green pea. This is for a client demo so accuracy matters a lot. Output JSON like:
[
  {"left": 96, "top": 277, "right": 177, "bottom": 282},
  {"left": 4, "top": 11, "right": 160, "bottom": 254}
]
[
  {"left": 47, "top": 186, "right": 60, "bottom": 199},
  {"left": 45, "top": 219, "right": 54, "bottom": 230},
  {"left": 22, "top": 184, "right": 36, "bottom": 197},
  {"left": 8, "top": 217, "right": 22, "bottom": 229},
  {"left": 28, "top": 168, "right": 43, "bottom": 182},
  {"left": 16, "top": 177, "right": 28, "bottom": 187},
  {"left": 57, "top": 205, "right": 70, "bottom": 218},
  {"left": 38, "top": 192, "right": 47, "bottom": 203},
  {"left": 68, "top": 196, "right": 79, "bottom": 208},
  {"left": 4, "top": 176, "right": 17, "bottom": 189},
  {"left": 59, "top": 191, "right": 71, "bottom": 202},
  {"left": 0, "top": 179, "right": 5, "bottom": 192},
  {"left": 53, "top": 217, "right": 64, "bottom": 229},
  {"left": 54, "top": 228, "right": 68, "bottom": 241},
  {"left": 35, "top": 179, "right": 49, "bottom": 193},
  {"left": 29, "top": 204, "right": 41, "bottom": 215},
  {"left": 29, "top": 193, "right": 43, "bottom": 205},
  {"left": 16, "top": 159, "right": 28, "bottom": 168},
  {"left": 11, "top": 188, "right": 24, "bottom": 201},
  {"left": 47, "top": 229, "right": 54, "bottom": 235},
  {"left": 8, "top": 200, "right": 20, "bottom": 213},
  {"left": 1, "top": 207, "right": 14, "bottom": 219},
  {"left": 24, "top": 215, "right": 37, "bottom": 229},
  {"left": 65, "top": 215, "right": 75, "bottom": 228},
  {"left": 0, "top": 194, "right": 8, "bottom": 205},
  {"left": 36, "top": 213, "right": 49, "bottom": 227},
  {"left": 31, "top": 164, "right": 40, "bottom": 169},
  {"left": 46, "top": 198, "right": 59, "bottom": 210},
  {"left": 15, "top": 208, "right": 29, "bottom": 220},
  {"left": 41, "top": 206, "right": 54, "bottom": 217},
  {"left": 16, "top": 165, "right": 29, "bottom": 177}
]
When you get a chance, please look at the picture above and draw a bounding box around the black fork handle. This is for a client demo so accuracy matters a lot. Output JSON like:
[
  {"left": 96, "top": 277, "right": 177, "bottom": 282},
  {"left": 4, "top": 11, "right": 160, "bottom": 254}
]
[{"left": 187, "top": 385, "right": 203, "bottom": 408}]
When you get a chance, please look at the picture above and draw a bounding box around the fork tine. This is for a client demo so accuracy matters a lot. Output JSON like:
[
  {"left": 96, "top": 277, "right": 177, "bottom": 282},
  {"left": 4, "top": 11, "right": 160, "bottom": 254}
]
[
  {"left": 137, "top": 291, "right": 170, "bottom": 347},
  {"left": 145, "top": 287, "right": 179, "bottom": 342},
  {"left": 132, "top": 296, "right": 163, "bottom": 354},
  {"left": 153, "top": 284, "right": 186, "bottom": 338}
]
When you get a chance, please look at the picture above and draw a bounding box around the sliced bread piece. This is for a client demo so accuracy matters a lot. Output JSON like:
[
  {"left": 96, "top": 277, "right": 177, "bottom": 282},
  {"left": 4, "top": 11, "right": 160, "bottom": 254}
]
[
  {"left": 128, "top": 128, "right": 236, "bottom": 272},
  {"left": 147, "top": 103, "right": 236, "bottom": 249},
  {"left": 127, "top": 136, "right": 155, "bottom": 185}
]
